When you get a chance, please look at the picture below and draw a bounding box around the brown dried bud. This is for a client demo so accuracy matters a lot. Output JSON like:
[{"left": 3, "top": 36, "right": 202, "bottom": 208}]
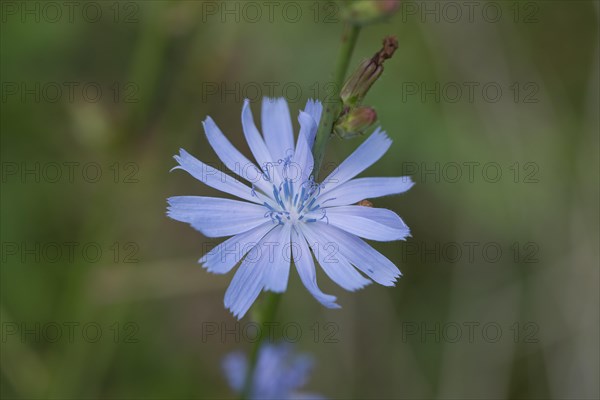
[{"left": 340, "top": 36, "right": 399, "bottom": 107}]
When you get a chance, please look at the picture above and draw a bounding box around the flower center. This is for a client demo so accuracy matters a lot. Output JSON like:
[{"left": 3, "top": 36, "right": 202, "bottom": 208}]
[
  {"left": 261, "top": 176, "right": 325, "bottom": 227},
  {"left": 252, "top": 154, "right": 333, "bottom": 227}
]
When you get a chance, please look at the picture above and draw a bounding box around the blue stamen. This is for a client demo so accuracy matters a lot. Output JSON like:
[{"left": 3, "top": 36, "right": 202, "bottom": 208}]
[
  {"left": 297, "top": 203, "right": 306, "bottom": 214},
  {"left": 262, "top": 167, "right": 271, "bottom": 182},
  {"left": 283, "top": 179, "right": 290, "bottom": 200},
  {"left": 298, "top": 187, "right": 306, "bottom": 204}
]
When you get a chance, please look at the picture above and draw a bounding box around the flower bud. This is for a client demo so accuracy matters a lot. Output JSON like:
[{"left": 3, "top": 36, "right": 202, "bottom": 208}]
[
  {"left": 334, "top": 106, "right": 377, "bottom": 139},
  {"left": 340, "top": 36, "right": 399, "bottom": 107},
  {"left": 345, "top": 0, "right": 401, "bottom": 26},
  {"left": 340, "top": 59, "right": 382, "bottom": 108}
]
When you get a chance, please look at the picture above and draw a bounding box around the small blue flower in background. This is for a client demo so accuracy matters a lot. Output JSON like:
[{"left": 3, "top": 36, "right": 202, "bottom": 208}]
[
  {"left": 222, "top": 344, "right": 323, "bottom": 399},
  {"left": 167, "top": 98, "right": 413, "bottom": 318}
]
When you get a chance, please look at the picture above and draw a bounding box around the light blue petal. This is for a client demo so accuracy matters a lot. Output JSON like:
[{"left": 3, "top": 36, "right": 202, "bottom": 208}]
[
  {"left": 242, "top": 99, "right": 278, "bottom": 177},
  {"left": 321, "top": 129, "right": 391, "bottom": 193},
  {"left": 317, "top": 176, "right": 414, "bottom": 207},
  {"left": 291, "top": 229, "right": 340, "bottom": 309},
  {"left": 224, "top": 226, "right": 284, "bottom": 319},
  {"left": 167, "top": 196, "right": 266, "bottom": 238},
  {"left": 264, "top": 224, "right": 292, "bottom": 293},
  {"left": 284, "top": 354, "right": 314, "bottom": 392},
  {"left": 290, "top": 111, "right": 316, "bottom": 183},
  {"left": 303, "top": 99, "right": 323, "bottom": 147},
  {"left": 331, "top": 205, "right": 410, "bottom": 230},
  {"left": 303, "top": 99, "right": 323, "bottom": 123},
  {"left": 325, "top": 206, "right": 410, "bottom": 241},
  {"left": 203, "top": 116, "right": 271, "bottom": 194},
  {"left": 199, "top": 222, "right": 275, "bottom": 274},
  {"left": 261, "top": 97, "right": 295, "bottom": 163},
  {"left": 254, "top": 345, "right": 293, "bottom": 396},
  {"left": 252, "top": 344, "right": 315, "bottom": 398},
  {"left": 301, "top": 224, "right": 371, "bottom": 292},
  {"left": 305, "top": 222, "right": 401, "bottom": 286},
  {"left": 172, "top": 149, "right": 260, "bottom": 204},
  {"left": 222, "top": 343, "right": 322, "bottom": 399},
  {"left": 320, "top": 253, "right": 372, "bottom": 292},
  {"left": 222, "top": 351, "right": 247, "bottom": 392}
]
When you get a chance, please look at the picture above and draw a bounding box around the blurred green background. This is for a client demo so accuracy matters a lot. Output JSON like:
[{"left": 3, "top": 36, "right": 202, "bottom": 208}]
[{"left": 1, "top": 1, "right": 598, "bottom": 399}]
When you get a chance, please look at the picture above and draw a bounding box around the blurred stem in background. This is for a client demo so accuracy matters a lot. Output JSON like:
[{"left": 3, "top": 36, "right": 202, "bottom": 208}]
[
  {"left": 124, "top": 2, "right": 169, "bottom": 140},
  {"left": 46, "top": 3, "right": 171, "bottom": 397},
  {"left": 311, "top": 24, "right": 360, "bottom": 178}
]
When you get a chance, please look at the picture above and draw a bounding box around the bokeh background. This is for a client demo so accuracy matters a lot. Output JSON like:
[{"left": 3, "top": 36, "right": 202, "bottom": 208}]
[{"left": 1, "top": 1, "right": 598, "bottom": 399}]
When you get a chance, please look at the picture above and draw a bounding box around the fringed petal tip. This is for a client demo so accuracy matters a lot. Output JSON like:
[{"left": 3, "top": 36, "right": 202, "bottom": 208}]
[{"left": 324, "top": 301, "right": 342, "bottom": 310}]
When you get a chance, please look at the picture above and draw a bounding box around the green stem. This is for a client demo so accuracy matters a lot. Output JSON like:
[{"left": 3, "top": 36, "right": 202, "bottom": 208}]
[
  {"left": 240, "top": 292, "right": 282, "bottom": 400},
  {"left": 312, "top": 24, "right": 361, "bottom": 178}
]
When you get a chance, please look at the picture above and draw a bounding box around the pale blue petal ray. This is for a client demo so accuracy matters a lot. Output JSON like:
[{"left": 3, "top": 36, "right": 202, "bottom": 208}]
[
  {"left": 224, "top": 226, "right": 285, "bottom": 319},
  {"left": 318, "top": 176, "right": 414, "bottom": 207},
  {"left": 321, "top": 128, "right": 392, "bottom": 193},
  {"left": 301, "top": 224, "right": 372, "bottom": 291},
  {"left": 303, "top": 99, "right": 323, "bottom": 148},
  {"left": 172, "top": 149, "right": 260, "bottom": 204},
  {"left": 291, "top": 111, "right": 316, "bottom": 184},
  {"left": 291, "top": 229, "right": 340, "bottom": 308},
  {"left": 305, "top": 222, "right": 401, "bottom": 286},
  {"left": 330, "top": 205, "right": 410, "bottom": 230},
  {"left": 264, "top": 224, "right": 292, "bottom": 293},
  {"left": 199, "top": 222, "right": 275, "bottom": 274},
  {"left": 242, "top": 99, "right": 279, "bottom": 180},
  {"left": 167, "top": 196, "right": 266, "bottom": 237},
  {"left": 203, "top": 116, "right": 271, "bottom": 193},
  {"left": 261, "top": 97, "right": 295, "bottom": 163},
  {"left": 325, "top": 206, "right": 410, "bottom": 241}
]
